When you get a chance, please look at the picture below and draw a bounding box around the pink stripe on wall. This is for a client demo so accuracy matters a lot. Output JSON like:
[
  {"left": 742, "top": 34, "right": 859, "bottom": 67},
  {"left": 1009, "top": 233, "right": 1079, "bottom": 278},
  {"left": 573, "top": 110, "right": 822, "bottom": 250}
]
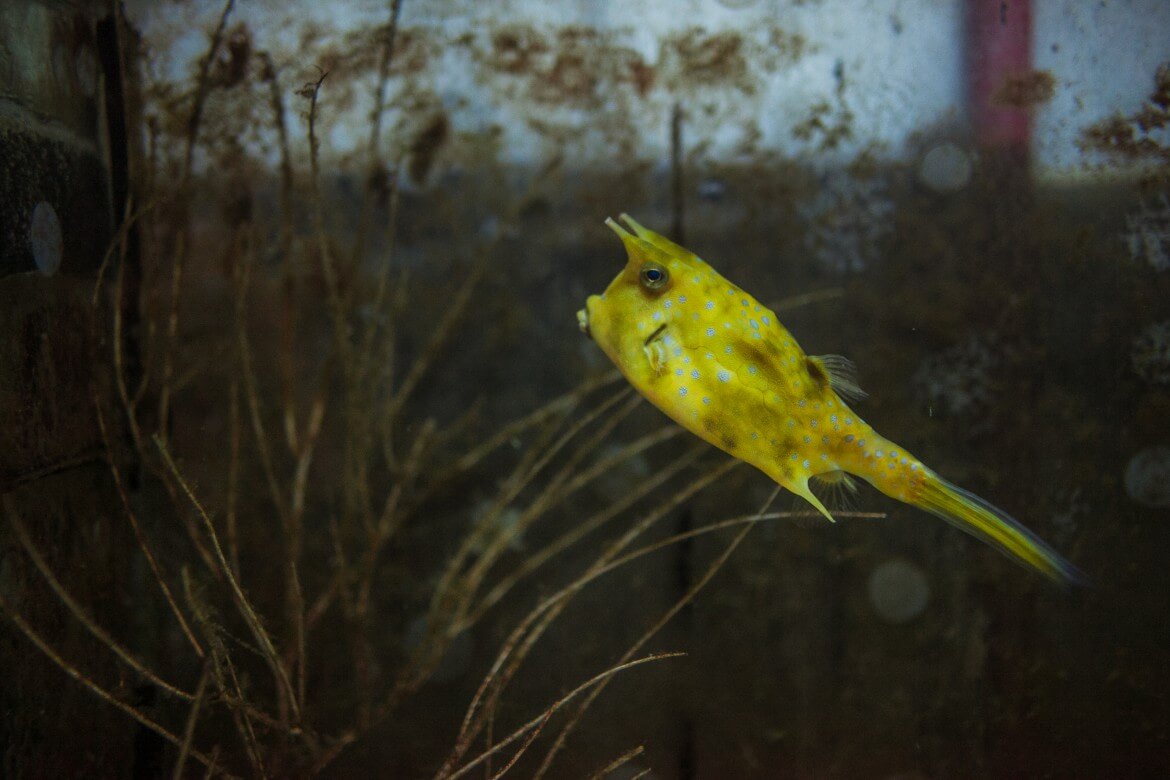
[{"left": 967, "top": 0, "right": 1033, "bottom": 155}]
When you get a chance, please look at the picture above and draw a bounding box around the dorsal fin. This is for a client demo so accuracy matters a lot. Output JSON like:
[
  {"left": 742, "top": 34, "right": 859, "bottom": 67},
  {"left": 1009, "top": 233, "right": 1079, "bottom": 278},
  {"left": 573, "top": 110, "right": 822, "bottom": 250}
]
[{"left": 807, "top": 354, "right": 867, "bottom": 403}]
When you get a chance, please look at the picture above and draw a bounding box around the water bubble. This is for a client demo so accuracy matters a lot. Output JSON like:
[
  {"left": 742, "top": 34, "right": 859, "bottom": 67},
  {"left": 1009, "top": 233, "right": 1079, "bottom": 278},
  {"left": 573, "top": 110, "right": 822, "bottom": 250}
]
[
  {"left": 29, "top": 201, "right": 62, "bottom": 276},
  {"left": 868, "top": 558, "right": 930, "bottom": 624},
  {"left": 1124, "top": 446, "right": 1170, "bottom": 508},
  {"left": 918, "top": 141, "right": 973, "bottom": 193},
  {"left": 1131, "top": 321, "right": 1170, "bottom": 386},
  {"left": 697, "top": 178, "right": 727, "bottom": 201}
]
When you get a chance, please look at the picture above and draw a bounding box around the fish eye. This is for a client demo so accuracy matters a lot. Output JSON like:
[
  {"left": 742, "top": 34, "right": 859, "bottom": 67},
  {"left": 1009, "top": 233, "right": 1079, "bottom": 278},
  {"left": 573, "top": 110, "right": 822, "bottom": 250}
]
[{"left": 640, "top": 263, "right": 669, "bottom": 290}]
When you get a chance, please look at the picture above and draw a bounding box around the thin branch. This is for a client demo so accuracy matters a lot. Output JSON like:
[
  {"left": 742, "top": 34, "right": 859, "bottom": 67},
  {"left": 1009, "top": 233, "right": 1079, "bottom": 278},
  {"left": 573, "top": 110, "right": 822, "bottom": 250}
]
[
  {"left": 772, "top": 286, "right": 844, "bottom": 312},
  {"left": 183, "top": 0, "right": 236, "bottom": 179},
  {"left": 233, "top": 236, "right": 291, "bottom": 524},
  {"left": 408, "top": 370, "right": 622, "bottom": 512},
  {"left": 5, "top": 500, "right": 194, "bottom": 701},
  {"left": 350, "top": 0, "right": 405, "bottom": 269},
  {"left": 386, "top": 261, "right": 486, "bottom": 422},
  {"left": 95, "top": 400, "right": 205, "bottom": 657},
  {"left": 0, "top": 592, "right": 225, "bottom": 776},
  {"left": 443, "top": 653, "right": 685, "bottom": 780},
  {"left": 174, "top": 664, "right": 212, "bottom": 780},
  {"left": 588, "top": 745, "right": 645, "bottom": 780},
  {"left": 154, "top": 435, "right": 301, "bottom": 725},
  {"left": 305, "top": 70, "right": 351, "bottom": 362},
  {"left": 460, "top": 442, "right": 705, "bottom": 631},
  {"left": 448, "top": 458, "right": 742, "bottom": 769},
  {"left": 183, "top": 569, "right": 268, "bottom": 778},
  {"left": 532, "top": 488, "right": 783, "bottom": 777},
  {"left": 156, "top": 227, "right": 185, "bottom": 446}
]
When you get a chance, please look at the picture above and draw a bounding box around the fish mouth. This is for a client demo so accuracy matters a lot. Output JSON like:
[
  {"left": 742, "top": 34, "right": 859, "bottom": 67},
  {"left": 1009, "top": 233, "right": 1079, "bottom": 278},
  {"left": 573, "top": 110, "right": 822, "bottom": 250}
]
[{"left": 577, "top": 304, "right": 591, "bottom": 339}]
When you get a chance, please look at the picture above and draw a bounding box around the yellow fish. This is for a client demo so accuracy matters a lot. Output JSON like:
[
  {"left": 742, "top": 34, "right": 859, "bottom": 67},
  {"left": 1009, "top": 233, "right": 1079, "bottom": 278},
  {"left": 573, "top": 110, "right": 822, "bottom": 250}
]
[{"left": 577, "top": 214, "right": 1081, "bottom": 584}]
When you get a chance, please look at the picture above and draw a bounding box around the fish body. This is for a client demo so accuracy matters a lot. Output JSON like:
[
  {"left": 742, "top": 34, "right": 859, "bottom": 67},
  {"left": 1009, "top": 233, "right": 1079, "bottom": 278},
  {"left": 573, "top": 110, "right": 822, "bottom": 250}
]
[{"left": 578, "top": 214, "right": 1081, "bottom": 585}]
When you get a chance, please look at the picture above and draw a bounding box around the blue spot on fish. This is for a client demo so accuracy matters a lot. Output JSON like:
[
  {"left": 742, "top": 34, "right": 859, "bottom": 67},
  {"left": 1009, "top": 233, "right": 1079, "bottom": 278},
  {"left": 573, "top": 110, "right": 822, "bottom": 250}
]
[{"left": 717, "top": 370, "right": 731, "bottom": 382}]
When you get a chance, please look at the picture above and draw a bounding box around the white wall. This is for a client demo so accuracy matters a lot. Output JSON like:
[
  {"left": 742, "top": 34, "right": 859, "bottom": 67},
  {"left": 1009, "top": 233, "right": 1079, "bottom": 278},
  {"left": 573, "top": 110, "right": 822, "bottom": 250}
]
[{"left": 128, "top": 0, "right": 1168, "bottom": 183}]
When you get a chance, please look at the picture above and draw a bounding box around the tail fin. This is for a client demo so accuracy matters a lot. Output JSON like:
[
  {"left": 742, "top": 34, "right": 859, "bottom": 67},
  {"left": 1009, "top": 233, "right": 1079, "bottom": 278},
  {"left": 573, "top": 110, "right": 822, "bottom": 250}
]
[{"left": 915, "top": 473, "right": 1085, "bottom": 586}]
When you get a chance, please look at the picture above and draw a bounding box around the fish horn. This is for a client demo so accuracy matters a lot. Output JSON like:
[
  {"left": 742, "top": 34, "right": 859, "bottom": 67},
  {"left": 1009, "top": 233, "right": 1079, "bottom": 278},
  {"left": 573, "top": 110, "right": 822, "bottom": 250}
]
[
  {"left": 619, "top": 213, "right": 696, "bottom": 260},
  {"left": 606, "top": 216, "right": 672, "bottom": 265}
]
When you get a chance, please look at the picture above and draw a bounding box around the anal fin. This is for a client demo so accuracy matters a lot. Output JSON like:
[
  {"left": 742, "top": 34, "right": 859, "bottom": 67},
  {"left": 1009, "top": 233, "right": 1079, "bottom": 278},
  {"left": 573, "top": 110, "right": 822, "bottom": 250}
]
[{"left": 792, "top": 479, "right": 836, "bottom": 523}]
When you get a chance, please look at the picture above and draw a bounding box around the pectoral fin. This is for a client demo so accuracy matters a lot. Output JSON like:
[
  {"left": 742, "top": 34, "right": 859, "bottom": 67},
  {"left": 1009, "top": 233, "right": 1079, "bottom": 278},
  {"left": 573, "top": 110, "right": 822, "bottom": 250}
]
[{"left": 807, "top": 354, "right": 868, "bottom": 403}]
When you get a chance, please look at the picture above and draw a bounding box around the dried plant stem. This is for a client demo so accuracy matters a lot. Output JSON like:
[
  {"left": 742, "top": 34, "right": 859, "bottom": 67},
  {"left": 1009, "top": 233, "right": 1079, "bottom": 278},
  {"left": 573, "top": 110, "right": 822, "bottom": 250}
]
[
  {"left": 427, "top": 386, "right": 633, "bottom": 660},
  {"left": 95, "top": 400, "right": 205, "bottom": 657},
  {"left": 226, "top": 381, "right": 241, "bottom": 576},
  {"left": 603, "top": 509, "right": 885, "bottom": 574},
  {"left": 532, "top": 486, "right": 784, "bottom": 778},
  {"left": 233, "top": 244, "right": 290, "bottom": 524},
  {"left": 772, "top": 286, "right": 844, "bottom": 312},
  {"left": 174, "top": 664, "right": 212, "bottom": 780},
  {"left": 408, "top": 370, "right": 622, "bottom": 514},
  {"left": 305, "top": 71, "right": 351, "bottom": 362},
  {"left": 158, "top": 0, "right": 235, "bottom": 438},
  {"left": 443, "top": 653, "right": 684, "bottom": 780},
  {"left": 455, "top": 390, "right": 640, "bottom": 617},
  {"left": 560, "top": 423, "right": 681, "bottom": 498},
  {"left": 156, "top": 227, "right": 185, "bottom": 445},
  {"left": 386, "top": 261, "right": 486, "bottom": 424},
  {"left": 448, "top": 458, "right": 741, "bottom": 769},
  {"left": 184, "top": 569, "right": 268, "bottom": 778},
  {"left": 257, "top": 50, "right": 299, "bottom": 452},
  {"left": 5, "top": 501, "right": 194, "bottom": 701},
  {"left": 588, "top": 745, "right": 645, "bottom": 780},
  {"left": 183, "top": 0, "right": 235, "bottom": 179},
  {"left": 367, "top": 0, "right": 404, "bottom": 165},
  {"left": 92, "top": 195, "right": 152, "bottom": 309},
  {"left": 356, "top": 417, "right": 434, "bottom": 616},
  {"left": 460, "top": 443, "right": 707, "bottom": 630},
  {"left": 358, "top": 174, "right": 400, "bottom": 386},
  {"left": 0, "top": 592, "right": 225, "bottom": 776},
  {"left": 112, "top": 231, "right": 143, "bottom": 450},
  {"left": 350, "top": 0, "right": 404, "bottom": 268},
  {"left": 154, "top": 435, "right": 301, "bottom": 725}
]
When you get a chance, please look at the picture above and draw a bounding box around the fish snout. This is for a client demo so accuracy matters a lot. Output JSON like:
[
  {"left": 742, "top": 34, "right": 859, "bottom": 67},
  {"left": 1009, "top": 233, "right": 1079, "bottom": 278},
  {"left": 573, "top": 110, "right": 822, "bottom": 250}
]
[
  {"left": 577, "top": 304, "right": 591, "bottom": 339},
  {"left": 579, "top": 295, "right": 603, "bottom": 339}
]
